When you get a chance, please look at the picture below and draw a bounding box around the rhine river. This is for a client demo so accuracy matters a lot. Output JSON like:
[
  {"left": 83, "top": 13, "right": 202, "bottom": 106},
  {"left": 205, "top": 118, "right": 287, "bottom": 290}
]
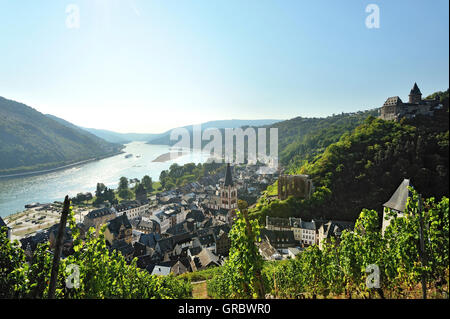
[{"left": 0, "top": 142, "right": 210, "bottom": 218}]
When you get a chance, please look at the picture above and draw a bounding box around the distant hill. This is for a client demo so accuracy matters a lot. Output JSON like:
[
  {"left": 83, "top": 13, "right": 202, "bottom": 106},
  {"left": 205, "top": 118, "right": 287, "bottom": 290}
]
[
  {"left": 146, "top": 119, "right": 282, "bottom": 146},
  {"left": 81, "top": 127, "right": 161, "bottom": 144},
  {"left": 0, "top": 97, "right": 123, "bottom": 176}
]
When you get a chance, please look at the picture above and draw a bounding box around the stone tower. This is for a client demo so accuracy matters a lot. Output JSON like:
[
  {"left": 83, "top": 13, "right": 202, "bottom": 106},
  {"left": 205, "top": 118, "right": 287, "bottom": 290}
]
[
  {"left": 409, "top": 82, "right": 422, "bottom": 104},
  {"left": 220, "top": 163, "right": 238, "bottom": 210}
]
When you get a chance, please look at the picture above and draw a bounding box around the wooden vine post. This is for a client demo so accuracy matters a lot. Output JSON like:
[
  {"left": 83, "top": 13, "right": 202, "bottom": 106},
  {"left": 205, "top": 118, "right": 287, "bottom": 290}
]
[{"left": 48, "top": 195, "right": 71, "bottom": 299}]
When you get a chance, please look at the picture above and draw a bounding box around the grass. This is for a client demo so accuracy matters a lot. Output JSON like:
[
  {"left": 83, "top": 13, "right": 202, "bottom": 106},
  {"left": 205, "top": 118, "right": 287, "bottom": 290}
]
[{"left": 178, "top": 266, "right": 224, "bottom": 283}]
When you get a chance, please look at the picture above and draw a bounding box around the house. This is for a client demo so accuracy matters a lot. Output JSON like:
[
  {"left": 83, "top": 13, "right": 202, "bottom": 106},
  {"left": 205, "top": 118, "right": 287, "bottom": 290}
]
[
  {"left": 299, "top": 220, "right": 319, "bottom": 246},
  {"left": 151, "top": 265, "right": 171, "bottom": 276},
  {"left": 189, "top": 248, "right": 221, "bottom": 272},
  {"left": 135, "top": 217, "right": 160, "bottom": 234},
  {"left": 171, "top": 260, "right": 189, "bottom": 275},
  {"left": 381, "top": 179, "right": 411, "bottom": 235},
  {"left": 265, "top": 216, "right": 323, "bottom": 245},
  {"left": 114, "top": 200, "right": 150, "bottom": 220},
  {"left": 83, "top": 207, "right": 116, "bottom": 231},
  {"left": 214, "top": 229, "right": 230, "bottom": 256},
  {"left": 258, "top": 239, "right": 281, "bottom": 260},
  {"left": 0, "top": 216, "right": 11, "bottom": 240},
  {"left": 259, "top": 229, "right": 296, "bottom": 249},
  {"left": 139, "top": 233, "right": 161, "bottom": 250},
  {"left": 110, "top": 239, "right": 134, "bottom": 262},
  {"left": 104, "top": 214, "right": 133, "bottom": 245},
  {"left": 318, "top": 221, "right": 354, "bottom": 250},
  {"left": 287, "top": 247, "right": 301, "bottom": 259}
]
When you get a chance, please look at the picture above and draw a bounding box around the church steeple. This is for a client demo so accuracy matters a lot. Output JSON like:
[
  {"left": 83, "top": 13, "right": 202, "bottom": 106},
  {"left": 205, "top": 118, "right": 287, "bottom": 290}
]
[
  {"left": 224, "top": 163, "right": 234, "bottom": 187},
  {"left": 220, "top": 163, "right": 237, "bottom": 210}
]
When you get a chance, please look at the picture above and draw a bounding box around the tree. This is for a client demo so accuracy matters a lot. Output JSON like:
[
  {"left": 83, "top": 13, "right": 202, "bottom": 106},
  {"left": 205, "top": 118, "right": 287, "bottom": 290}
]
[
  {"left": 135, "top": 183, "right": 147, "bottom": 201},
  {"left": 118, "top": 177, "right": 128, "bottom": 191},
  {"left": 142, "top": 175, "right": 153, "bottom": 192}
]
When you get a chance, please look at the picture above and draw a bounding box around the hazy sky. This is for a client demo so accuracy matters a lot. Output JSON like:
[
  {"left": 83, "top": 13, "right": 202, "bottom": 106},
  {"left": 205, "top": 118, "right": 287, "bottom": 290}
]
[{"left": 0, "top": 0, "right": 448, "bottom": 133}]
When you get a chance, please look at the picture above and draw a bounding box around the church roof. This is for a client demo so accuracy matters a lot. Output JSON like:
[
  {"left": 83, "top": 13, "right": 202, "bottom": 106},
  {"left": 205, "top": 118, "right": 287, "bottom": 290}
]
[
  {"left": 410, "top": 82, "right": 422, "bottom": 95},
  {"left": 224, "top": 163, "right": 234, "bottom": 187}
]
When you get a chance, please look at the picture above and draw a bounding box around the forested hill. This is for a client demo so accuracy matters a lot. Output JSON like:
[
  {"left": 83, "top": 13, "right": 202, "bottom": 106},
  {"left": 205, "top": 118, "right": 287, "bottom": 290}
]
[
  {"left": 270, "top": 109, "right": 380, "bottom": 171},
  {"left": 0, "top": 97, "right": 123, "bottom": 176},
  {"left": 257, "top": 95, "right": 449, "bottom": 223}
]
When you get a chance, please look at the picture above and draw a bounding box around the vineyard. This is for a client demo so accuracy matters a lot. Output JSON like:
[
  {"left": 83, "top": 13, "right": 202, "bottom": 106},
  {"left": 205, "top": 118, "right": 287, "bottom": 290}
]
[
  {"left": 0, "top": 208, "right": 191, "bottom": 299},
  {"left": 207, "top": 190, "right": 449, "bottom": 299},
  {"left": 0, "top": 189, "right": 448, "bottom": 299}
]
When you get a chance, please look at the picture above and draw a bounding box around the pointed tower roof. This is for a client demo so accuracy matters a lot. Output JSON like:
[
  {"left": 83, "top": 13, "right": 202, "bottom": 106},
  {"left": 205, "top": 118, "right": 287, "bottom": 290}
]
[
  {"left": 224, "top": 163, "right": 234, "bottom": 187},
  {"left": 410, "top": 82, "right": 422, "bottom": 95},
  {"left": 383, "top": 179, "right": 412, "bottom": 212}
]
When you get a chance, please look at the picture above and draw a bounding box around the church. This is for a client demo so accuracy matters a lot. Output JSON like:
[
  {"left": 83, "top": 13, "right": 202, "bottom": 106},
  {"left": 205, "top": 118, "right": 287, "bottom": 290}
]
[
  {"left": 205, "top": 163, "right": 238, "bottom": 224},
  {"left": 379, "top": 83, "right": 442, "bottom": 121}
]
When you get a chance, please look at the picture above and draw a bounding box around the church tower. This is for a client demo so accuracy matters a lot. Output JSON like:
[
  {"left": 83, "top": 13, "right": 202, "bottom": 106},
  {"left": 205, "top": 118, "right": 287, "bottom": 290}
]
[
  {"left": 409, "top": 82, "right": 422, "bottom": 104},
  {"left": 220, "top": 163, "right": 238, "bottom": 210}
]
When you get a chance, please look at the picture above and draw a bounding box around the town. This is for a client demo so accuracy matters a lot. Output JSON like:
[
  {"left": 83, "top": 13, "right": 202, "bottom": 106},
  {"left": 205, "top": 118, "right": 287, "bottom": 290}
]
[
  {"left": 0, "top": 163, "right": 357, "bottom": 276},
  {"left": 0, "top": 82, "right": 444, "bottom": 279}
]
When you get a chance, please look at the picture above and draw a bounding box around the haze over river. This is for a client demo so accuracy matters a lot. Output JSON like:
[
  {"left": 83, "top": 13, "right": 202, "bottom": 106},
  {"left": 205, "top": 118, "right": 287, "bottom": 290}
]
[{"left": 0, "top": 142, "right": 210, "bottom": 218}]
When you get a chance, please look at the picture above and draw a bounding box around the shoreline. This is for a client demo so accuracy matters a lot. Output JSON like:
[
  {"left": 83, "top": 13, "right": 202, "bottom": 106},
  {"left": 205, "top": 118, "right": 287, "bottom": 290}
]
[{"left": 0, "top": 150, "right": 125, "bottom": 179}]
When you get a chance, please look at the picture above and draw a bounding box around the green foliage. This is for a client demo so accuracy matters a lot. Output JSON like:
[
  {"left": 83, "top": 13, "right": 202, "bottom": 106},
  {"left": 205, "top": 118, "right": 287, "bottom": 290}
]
[
  {"left": 257, "top": 191, "right": 449, "bottom": 299},
  {"left": 0, "top": 208, "right": 192, "bottom": 299},
  {"left": 274, "top": 110, "right": 379, "bottom": 171},
  {"left": 258, "top": 111, "right": 449, "bottom": 222},
  {"left": 142, "top": 175, "right": 153, "bottom": 192},
  {"left": 208, "top": 209, "right": 265, "bottom": 299}
]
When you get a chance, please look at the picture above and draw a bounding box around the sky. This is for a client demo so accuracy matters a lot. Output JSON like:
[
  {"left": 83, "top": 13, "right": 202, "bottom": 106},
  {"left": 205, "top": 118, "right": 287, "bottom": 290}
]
[{"left": 0, "top": 0, "right": 448, "bottom": 133}]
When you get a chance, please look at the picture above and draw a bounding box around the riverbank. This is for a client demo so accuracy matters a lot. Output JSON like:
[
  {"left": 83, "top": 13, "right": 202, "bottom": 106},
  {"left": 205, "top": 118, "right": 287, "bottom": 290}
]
[
  {"left": 4, "top": 202, "right": 93, "bottom": 240},
  {"left": 0, "top": 150, "right": 125, "bottom": 179}
]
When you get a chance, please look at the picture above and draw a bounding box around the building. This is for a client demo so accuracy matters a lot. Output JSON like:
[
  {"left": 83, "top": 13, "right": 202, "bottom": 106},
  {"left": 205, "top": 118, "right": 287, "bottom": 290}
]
[
  {"left": 381, "top": 179, "right": 411, "bottom": 235},
  {"left": 220, "top": 163, "right": 238, "bottom": 210},
  {"left": 83, "top": 207, "right": 116, "bottom": 231},
  {"left": 265, "top": 216, "right": 323, "bottom": 246},
  {"left": 214, "top": 229, "right": 231, "bottom": 256},
  {"left": 114, "top": 200, "right": 150, "bottom": 220},
  {"left": 277, "top": 175, "right": 313, "bottom": 200},
  {"left": 258, "top": 239, "right": 281, "bottom": 260},
  {"left": 104, "top": 214, "right": 133, "bottom": 245},
  {"left": 379, "top": 83, "right": 442, "bottom": 121},
  {"left": 318, "top": 221, "right": 354, "bottom": 250},
  {"left": 189, "top": 248, "right": 221, "bottom": 272},
  {"left": 259, "top": 229, "right": 296, "bottom": 249}
]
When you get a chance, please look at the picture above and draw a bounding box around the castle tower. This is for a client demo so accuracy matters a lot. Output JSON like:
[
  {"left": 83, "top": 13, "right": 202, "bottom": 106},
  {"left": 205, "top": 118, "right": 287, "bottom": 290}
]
[
  {"left": 409, "top": 82, "right": 422, "bottom": 104},
  {"left": 220, "top": 163, "right": 238, "bottom": 210}
]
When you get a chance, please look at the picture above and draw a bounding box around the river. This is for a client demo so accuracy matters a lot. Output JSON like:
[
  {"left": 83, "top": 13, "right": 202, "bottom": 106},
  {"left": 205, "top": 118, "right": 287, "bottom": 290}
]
[{"left": 0, "top": 142, "right": 210, "bottom": 218}]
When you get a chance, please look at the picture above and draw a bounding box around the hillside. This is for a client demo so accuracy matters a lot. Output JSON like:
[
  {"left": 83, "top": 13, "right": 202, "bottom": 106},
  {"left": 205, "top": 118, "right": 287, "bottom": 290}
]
[
  {"left": 270, "top": 109, "right": 380, "bottom": 171},
  {"left": 256, "top": 104, "right": 449, "bottom": 223},
  {"left": 0, "top": 97, "right": 123, "bottom": 176}
]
